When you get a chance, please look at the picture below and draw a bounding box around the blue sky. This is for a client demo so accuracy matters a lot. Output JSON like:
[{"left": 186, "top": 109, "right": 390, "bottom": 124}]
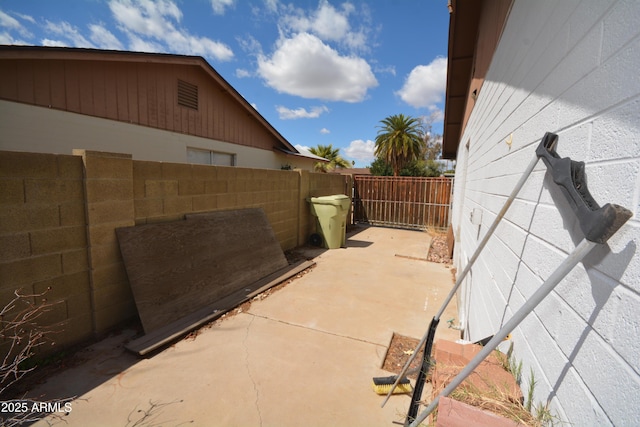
[{"left": 0, "top": 0, "right": 450, "bottom": 167}]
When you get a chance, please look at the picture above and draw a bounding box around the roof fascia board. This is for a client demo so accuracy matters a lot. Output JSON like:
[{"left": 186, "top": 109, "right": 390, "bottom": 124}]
[
  {"left": 442, "top": 0, "right": 512, "bottom": 159},
  {"left": 442, "top": 0, "right": 482, "bottom": 159}
]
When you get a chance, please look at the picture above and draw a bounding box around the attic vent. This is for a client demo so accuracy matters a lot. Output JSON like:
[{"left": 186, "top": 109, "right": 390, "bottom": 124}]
[{"left": 177, "top": 79, "right": 198, "bottom": 110}]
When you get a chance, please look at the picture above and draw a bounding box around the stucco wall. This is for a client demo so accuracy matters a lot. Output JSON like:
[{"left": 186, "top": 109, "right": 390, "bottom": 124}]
[
  {"left": 451, "top": 1, "right": 639, "bottom": 425},
  {"left": 0, "top": 100, "right": 317, "bottom": 171}
]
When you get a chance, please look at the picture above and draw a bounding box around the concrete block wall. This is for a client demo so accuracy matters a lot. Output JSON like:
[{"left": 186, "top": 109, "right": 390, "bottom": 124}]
[
  {"left": 132, "top": 160, "right": 303, "bottom": 250},
  {"left": 1, "top": 149, "right": 347, "bottom": 358},
  {"left": 451, "top": 1, "right": 640, "bottom": 425},
  {"left": 0, "top": 151, "right": 92, "bottom": 355},
  {"left": 74, "top": 150, "right": 137, "bottom": 334}
]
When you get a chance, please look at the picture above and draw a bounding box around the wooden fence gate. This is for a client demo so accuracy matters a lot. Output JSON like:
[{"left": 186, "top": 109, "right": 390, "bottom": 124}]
[{"left": 352, "top": 176, "right": 453, "bottom": 231}]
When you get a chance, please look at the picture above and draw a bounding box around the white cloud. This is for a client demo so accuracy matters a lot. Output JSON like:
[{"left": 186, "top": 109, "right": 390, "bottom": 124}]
[
  {"left": 258, "top": 32, "right": 377, "bottom": 102},
  {"left": 344, "top": 139, "right": 375, "bottom": 162},
  {"left": 0, "top": 31, "right": 27, "bottom": 45},
  {"left": 255, "top": 1, "right": 377, "bottom": 102},
  {"left": 263, "top": 0, "right": 279, "bottom": 13},
  {"left": 0, "top": 10, "right": 22, "bottom": 30},
  {"left": 0, "top": 10, "right": 33, "bottom": 37},
  {"left": 109, "top": 0, "right": 177, "bottom": 38},
  {"left": 126, "top": 33, "right": 164, "bottom": 52},
  {"left": 237, "top": 34, "right": 262, "bottom": 55},
  {"left": 396, "top": 57, "right": 447, "bottom": 109},
  {"left": 89, "top": 24, "right": 124, "bottom": 50},
  {"left": 320, "top": 128, "right": 330, "bottom": 134},
  {"left": 262, "top": 0, "right": 280, "bottom": 16},
  {"left": 44, "top": 20, "right": 94, "bottom": 48},
  {"left": 15, "top": 13, "right": 35, "bottom": 24},
  {"left": 373, "top": 64, "right": 396, "bottom": 76},
  {"left": 235, "top": 68, "right": 251, "bottom": 78},
  {"left": 279, "top": 0, "right": 369, "bottom": 52},
  {"left": 210, "top": 0, "right": 235, "bottom": 15},
  {"left": 283, "top": 0, "right": 350, "bottom": 43},
  {"left": 276, "top": 105, "right": 328, "bottom": 120},
  {"left": 41, "top": 38, "right": 68, "bottom": 47},
  {"left": 342, "top": 29, "right": 367, "bottom": 51},
  {"left": 108, "top": 0, "right": 233, "bottom": 61}
]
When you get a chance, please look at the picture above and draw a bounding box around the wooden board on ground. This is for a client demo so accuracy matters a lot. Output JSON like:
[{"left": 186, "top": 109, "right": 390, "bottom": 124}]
[
  {"left": 116, "top": 208, "right": 289, "bottom": 334},
  {"left": 125, "top": 259, "right": 315, "bottom": 355},
  {"left": 446, "top": 226, "right": 455, "bottom": 259}
]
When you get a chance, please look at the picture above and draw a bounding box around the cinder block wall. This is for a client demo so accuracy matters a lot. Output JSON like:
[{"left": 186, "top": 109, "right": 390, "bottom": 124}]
[
  {"left": 0, "top": 149, "right": 348, "bottom": 358},
  {"left": 74, "top": 150, "right": 137, "bottom": 335},
  {"left": 132, "top": 160, "right": 303, "bottom": 249},
  {"left": 0, "top": 151, "right": 92, "bottom": 356},
  {"left": 451, "top": 1, "right": 640, "bottom": 425}
]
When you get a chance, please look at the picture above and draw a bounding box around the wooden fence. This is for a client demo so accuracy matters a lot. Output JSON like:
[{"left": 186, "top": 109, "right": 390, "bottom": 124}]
[{"left": 352, "top": 176, "right": 453, "bottom": 231}]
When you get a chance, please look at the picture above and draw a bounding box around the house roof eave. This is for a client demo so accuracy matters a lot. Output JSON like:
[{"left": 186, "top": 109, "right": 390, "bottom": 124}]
[
  {"left": 441, "top": 0, "right": 482, "bottom": 160},
  {"left": 0, "top": 44, "right": 299, "bottom": 154},
  {"left": 274, "top": 146, "right": 330, "bottom": 163}
]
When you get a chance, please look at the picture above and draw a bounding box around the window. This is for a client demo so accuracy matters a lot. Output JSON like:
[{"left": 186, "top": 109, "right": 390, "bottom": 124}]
[
  {"left": 177, "top": 79, "right": 198, "bottom": 110},
  {"left": 187, "top": 148, "right": 236, "bottom": 166}
]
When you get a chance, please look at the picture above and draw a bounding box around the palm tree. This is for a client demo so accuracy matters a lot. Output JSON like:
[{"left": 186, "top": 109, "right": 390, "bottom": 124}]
[
  {"left": 374, "top": 114, "right": 425, "bottom": 176},
  {"left": 308, "top": 144, "right": 351, "bottom": 173}
]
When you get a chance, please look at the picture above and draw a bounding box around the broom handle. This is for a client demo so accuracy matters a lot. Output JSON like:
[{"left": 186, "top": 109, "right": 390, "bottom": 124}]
[
  {"left": 436, "top": 148, "right": 543, "bottom": 321},
  {"left": 381, "top": 149, "right": 545, "bottom": 407},
  {"left": 408, "top": 237, "right": 598, "bottom": 427}
]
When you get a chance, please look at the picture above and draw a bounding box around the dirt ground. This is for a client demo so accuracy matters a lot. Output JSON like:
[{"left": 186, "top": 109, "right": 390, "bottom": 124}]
[
  {"left": 426, "top": 233, "right": 452, "bottom": 264},
  {"left": 382, "top": 333, "right": 423, "bottom": 379}
]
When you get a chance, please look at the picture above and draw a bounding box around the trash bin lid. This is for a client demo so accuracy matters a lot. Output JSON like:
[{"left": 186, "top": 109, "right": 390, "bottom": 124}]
[{"left": 310, "top": 194, "right": 350, "bottom": 205}]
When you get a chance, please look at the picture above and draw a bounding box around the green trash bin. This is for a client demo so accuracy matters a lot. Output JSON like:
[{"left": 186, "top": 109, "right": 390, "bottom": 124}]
[{"left": 308, "top": 194, "right": 351, "bottom": 249}]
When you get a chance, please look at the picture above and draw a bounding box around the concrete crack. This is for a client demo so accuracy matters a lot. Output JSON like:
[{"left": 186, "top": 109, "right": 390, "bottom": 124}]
[
  {"left": 250, "top": 313, "right": 386, "bottom": 348},
  {"left": 243, "top": 315, "right": 262, "bottom": 427}
]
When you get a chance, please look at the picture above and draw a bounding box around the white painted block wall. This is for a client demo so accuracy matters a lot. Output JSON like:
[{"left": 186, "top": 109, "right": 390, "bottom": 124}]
[{"left": 451, "top": 1, "right": 640, "bottom": 425}]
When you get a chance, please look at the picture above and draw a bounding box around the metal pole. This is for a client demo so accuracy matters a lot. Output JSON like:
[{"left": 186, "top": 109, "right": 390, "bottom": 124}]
[
  {"left": 408, "top": 237, "right": 598, "bottom": 427},
  {"left": 435, "top": 151, "right": 541, "bottom": 320},
  {"left": 381, "top": 152, "right": 543, "bottom": 406}
]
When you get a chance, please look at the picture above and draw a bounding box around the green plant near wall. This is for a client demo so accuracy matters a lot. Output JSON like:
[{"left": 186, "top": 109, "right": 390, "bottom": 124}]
[
  {"left": 525, "top": 368, "right": 537, "bottom": 412},
  {"left": 494, "top": 344, "right": 559, "bottom": 427}
]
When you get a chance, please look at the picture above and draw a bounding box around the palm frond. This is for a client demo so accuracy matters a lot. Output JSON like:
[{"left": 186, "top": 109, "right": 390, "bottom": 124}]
[{"left": 374, "top": 114, "right": 426, "bottom": 176}]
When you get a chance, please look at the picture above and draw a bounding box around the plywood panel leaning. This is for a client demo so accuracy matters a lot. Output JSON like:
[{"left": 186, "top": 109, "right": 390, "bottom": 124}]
[{"left": 115, "top": 208, "right": 288, "bottom": 334}]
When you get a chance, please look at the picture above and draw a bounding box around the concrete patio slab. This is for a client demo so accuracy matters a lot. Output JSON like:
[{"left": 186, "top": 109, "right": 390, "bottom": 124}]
[{"left": 26, "top": 225, "right": 460, "bottom": 427}]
